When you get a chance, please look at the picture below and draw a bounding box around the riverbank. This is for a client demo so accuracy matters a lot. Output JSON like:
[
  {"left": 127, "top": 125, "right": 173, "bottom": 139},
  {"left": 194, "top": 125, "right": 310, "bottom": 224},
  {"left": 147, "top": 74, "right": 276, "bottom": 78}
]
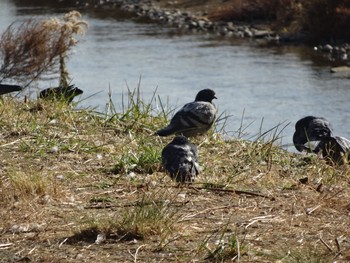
[
  {"left": 77, "top": 0, "right": 350, "bottom": 64},
  {"left": 1, "top": 93, "right": 350, "bottom": 262}
]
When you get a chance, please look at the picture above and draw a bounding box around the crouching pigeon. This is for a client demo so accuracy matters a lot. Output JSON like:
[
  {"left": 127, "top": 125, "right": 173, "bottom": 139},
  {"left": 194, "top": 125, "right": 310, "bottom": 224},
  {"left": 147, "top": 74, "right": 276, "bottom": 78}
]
[
  {"left": 314, "top": 135, "right": 350, "bottom": 165},
  {"left": 293, "top": 116, "right": 333, "bottom": 152},
  {"left": 161, "top": 135, "right": 200, "bottom": 183},
  {"left": 293, "top": 116, "right": 350, "bottom": 164},
  {"left": 156, "top": 89, "right": 217, "bottom": 137},
  {"left": 39, "top": 84, "right": 83, "bottom": 103},
  {"left": 0, "top": 84, "right": 22, "bottom": 95}
]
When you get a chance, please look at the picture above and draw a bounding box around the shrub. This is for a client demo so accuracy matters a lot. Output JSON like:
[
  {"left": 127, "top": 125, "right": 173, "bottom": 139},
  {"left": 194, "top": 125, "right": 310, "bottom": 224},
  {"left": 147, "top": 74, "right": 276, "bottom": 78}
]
[
  {"left": 0, "top": 11, "right": 88, "bottom": 87},
  {"left": 301, "top": 0, "right": 350, "bottom": 41}
]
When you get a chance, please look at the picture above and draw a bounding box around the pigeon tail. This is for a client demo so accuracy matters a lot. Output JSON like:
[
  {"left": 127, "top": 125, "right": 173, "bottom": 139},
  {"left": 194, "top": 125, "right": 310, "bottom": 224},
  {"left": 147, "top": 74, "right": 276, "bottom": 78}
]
[
  {"left": 314, "top": 135, "right": 350, "bottom": 165},
  {"left": 155, "top": 127, "right": 174, "bottom": 137},
  {"left": 0, "top": 84, "right": 22, "bottom": 95}
]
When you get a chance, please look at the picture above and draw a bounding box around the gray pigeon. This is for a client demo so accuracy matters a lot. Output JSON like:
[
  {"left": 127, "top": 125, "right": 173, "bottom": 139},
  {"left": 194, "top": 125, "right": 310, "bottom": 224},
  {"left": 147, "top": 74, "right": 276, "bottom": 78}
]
[
  {"left": 314, "top": 135, "right": 350, "bottom": 165},
  {"left": 0, "top": 84, "right": 22, "bottom": 95},
  {"left": 161, "top": 135, "right": 200, "bottom": 183},
  {"left": 293, "top": 116, "right": 350, "bottom": 164},
  {"left": 293, "top": 116, "right": 333, "bottom": 152},
  {"left": 39, "top": 84, "right": 83, "bottom": 103},
  {"left": 156, "top": 89, "right": 217, "bottom": 137}
]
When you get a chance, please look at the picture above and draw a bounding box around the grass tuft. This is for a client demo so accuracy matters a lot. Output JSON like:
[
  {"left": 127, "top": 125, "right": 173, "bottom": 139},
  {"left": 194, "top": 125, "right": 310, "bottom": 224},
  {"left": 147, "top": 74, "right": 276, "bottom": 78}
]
[
  {"left": 1, "top": 168, "right": 56, "bottom": 204},
  {"left": 73, "top": 190, "right": 179, "bottom": 244}
]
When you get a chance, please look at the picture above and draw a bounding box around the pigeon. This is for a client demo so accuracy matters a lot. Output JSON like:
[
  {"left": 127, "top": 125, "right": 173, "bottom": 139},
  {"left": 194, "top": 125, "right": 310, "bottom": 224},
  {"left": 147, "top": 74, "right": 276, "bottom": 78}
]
[
  {"left": 161, "top": 135, "right": 200, "bottom": 183},
  {"left": 293, "top": 116, "right": 333, "bottom": 152},
  {"left": 0, "top": 84, "right": 22, "bottom": 95},
  {"left": 314, "top": 135, "right": 350, "bottom": 165},
  {"left": 156, "top": 89, "right": 217, "bottom": 137},
  {"left": 39, "top": 84, "right": 83, "bottom": 103},
  {"left": 293, "top": 116, "right": 350, "bottom": 164}
]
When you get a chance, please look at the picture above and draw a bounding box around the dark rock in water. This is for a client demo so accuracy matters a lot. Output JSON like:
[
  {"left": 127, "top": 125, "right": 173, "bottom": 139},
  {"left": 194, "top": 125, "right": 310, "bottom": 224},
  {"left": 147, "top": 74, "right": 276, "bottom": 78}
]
[{"left": 39, "top": 84, "right": 83, "bottom": 103}]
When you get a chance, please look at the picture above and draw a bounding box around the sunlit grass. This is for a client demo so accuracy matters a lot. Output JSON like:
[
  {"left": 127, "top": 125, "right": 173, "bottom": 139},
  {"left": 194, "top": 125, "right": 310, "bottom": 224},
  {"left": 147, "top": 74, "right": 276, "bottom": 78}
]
[
  {"left": 1, "top": 88, "right": 350, "bottom": 262},
  {"left": 0, "top": 167, "right": 57, "bottom": 204},
  {"left": 71, "top": 189, "right": 181, "bottom": 244}
]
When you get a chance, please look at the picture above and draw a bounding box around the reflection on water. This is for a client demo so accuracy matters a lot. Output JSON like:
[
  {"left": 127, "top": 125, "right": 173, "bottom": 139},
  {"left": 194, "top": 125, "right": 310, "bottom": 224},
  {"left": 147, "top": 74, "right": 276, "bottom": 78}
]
[{"left": 1, "top": 0, "right": 350, "bottom": 150}]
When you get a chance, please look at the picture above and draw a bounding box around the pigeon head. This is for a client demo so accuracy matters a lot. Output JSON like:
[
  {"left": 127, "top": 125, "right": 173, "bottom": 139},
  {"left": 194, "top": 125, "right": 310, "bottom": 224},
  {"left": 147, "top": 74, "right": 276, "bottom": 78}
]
[
  {"left": 195, "top": 89, "right": 217, "bottom": 103},
  {"left": 67, "top": 86, "right": 83, "bottom": 97},
  {"left": 170, "top": 135, "right": 189, "bottom": 145},
  {"left": 294, "top": 116, "right": 322, "bottom": 133},
  {"left": 293, "top": 116, "right": 333, "bottom": 152}
]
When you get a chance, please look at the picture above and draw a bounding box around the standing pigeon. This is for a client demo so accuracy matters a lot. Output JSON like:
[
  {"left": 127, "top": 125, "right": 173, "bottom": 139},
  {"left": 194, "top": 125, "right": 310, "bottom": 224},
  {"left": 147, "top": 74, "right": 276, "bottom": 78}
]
[
  {"left": 156, "top": 89, "right": 217, "bottom": 137},
  {"left": 161, "top": 135, "right": 200, "bottom": 183},
  {"left": 39, "top": 84, "right": 83, "bottom": 103},
  {"left": 0, "top": 84, "right": 22, "bottom": 95},
  {"left": 293, "top": 116, "right": 350, "bottom": 164}
]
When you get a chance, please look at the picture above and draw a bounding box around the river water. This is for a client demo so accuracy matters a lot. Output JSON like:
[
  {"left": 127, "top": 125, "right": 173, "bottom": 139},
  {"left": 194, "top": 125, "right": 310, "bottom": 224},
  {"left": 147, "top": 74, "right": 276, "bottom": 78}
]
[{"left": 1, "top": 0, "right": 350, "bottom": 151}]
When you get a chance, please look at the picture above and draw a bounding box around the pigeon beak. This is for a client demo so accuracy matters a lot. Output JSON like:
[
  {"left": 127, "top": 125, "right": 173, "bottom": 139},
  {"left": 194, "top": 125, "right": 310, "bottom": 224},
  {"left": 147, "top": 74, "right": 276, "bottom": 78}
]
[{"left": 214, "top": 96, "right": 217, "bottom": 99}]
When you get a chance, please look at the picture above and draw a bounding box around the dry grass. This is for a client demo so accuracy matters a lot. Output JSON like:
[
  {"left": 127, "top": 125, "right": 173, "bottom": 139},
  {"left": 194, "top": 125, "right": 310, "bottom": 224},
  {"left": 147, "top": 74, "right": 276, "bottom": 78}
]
[
  {"left": 0, "top": 11, "right": 88, "bottom": 87},
  {"left": 1, "top": 91, "right": 350, "bottom": 262}
]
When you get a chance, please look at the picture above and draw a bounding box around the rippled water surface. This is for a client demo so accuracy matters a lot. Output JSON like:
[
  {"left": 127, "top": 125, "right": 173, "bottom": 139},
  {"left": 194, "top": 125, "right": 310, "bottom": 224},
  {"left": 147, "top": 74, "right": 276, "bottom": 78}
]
[{"left": 1, "top": 0, "right": 350, "bottom": 150}]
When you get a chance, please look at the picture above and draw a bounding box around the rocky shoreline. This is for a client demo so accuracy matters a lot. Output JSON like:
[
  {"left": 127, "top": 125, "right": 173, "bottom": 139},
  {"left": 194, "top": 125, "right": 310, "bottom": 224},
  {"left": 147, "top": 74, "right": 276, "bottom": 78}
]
[{"left": 77, "top": 0, "right": 350, "bottom": 65}]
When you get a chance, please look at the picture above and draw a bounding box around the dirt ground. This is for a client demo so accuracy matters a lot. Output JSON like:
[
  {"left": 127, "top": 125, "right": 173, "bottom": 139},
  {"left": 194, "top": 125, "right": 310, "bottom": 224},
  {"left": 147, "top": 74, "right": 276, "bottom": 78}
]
[{"left": 1, "top": 120, "right": 350, "bottom": 262}]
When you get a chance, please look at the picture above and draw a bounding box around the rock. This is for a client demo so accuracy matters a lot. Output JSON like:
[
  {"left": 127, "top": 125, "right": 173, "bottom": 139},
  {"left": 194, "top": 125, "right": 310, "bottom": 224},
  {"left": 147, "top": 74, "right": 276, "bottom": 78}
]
[
  {"left": 322, "top": 44, "right": 333, "bottom": 52},
  {"left": 189, "top": 20, "right": 197, "bottom": 28},
  {"left": 9, "top": 223, "right": 44, "bottom": 233},
  {"left": 235, "top": 31, "right": 245, "bottom": 38},
  {"left": 226, "top": 22, "right": 235, "bottom": 31},
  {"left": 95, "top": 233, "right": 106, "bottom": 244},
  {"left": 330, "top": 66, "right": 350, "bottom": 73},
  {"left": 252, "top": 29, "right": 270, "bottom": 39},
  {"left": 243, "top": 28, "right": 253, "bottom": 38},
  {"left": 197, "top": 20, "right": 206, "bottom": 30}
]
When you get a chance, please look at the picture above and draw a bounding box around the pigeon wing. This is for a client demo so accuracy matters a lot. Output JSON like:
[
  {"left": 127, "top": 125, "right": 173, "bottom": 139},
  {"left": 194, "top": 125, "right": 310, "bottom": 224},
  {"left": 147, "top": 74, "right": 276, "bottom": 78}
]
[
  {"left": 157, "top": 101, "right": 216, "bottom": 136},
  {"left": 188, "top": 142, "right": 200, "bottom": 176},
  {"left": 162, "top": 144, "right": 184, "bottom": 176},
  {"left": 162, "top": 143, "right": 199, "bottom": 182},
  {"left": 333, "top": 136, "right": 350, "bottom": 153}
]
